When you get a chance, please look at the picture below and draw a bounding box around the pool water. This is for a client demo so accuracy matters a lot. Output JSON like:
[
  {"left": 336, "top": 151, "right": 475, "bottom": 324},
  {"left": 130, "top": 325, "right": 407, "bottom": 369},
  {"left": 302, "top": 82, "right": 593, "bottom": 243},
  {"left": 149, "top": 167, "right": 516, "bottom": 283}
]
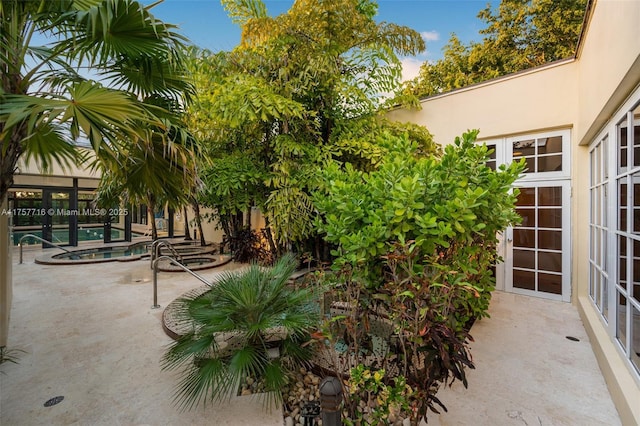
[{"left": 55, "top": 245, "right": 149, "bottom": 261}]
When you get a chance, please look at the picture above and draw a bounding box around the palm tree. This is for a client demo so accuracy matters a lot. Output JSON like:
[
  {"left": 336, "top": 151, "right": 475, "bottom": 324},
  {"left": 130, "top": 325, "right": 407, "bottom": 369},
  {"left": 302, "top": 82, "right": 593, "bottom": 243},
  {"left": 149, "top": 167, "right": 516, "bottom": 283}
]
[
  {"left": 93, "top": 96, "right": 200, "bottom": 241},
  {"left": 0, "top": 0, "right": 193, "bottom": 203},
  {"left": 162, "top": 253, "right": 320, "bottom": 410}
]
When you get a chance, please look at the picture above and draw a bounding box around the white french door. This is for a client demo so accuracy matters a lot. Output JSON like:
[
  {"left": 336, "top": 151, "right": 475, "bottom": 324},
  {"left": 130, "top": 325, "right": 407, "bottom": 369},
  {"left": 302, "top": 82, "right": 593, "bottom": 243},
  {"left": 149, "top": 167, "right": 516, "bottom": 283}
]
[
  {"left": 486, "top": 129, "right": 571, "bottom": 301},
  {"left": 504, "top": 181, "right": 571, "bottom": 301}
]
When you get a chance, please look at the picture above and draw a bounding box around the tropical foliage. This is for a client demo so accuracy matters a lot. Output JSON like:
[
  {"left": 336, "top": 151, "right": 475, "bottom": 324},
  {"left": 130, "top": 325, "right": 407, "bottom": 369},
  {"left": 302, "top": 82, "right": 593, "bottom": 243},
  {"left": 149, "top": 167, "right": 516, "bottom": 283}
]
[
  {"left": 405, "top": 0, "right": 588, "bottom": 97},
  {"left": 0, "top": 0, "right": 192, "bottom": 204},
  {"left": 345, "top": 365, "right": 413, "bottom": 426},
  {"left": 313, "top": 131, "right": 525, "bottom": 421},
  {"left": 162, "top": 254, "right": 320, "bottom": 410},
  {"left": 184, "top": 0, "right": 431, "bottom": 256},
  {"left": 92, "top": 114, "right": 199, "bottom": 240}
]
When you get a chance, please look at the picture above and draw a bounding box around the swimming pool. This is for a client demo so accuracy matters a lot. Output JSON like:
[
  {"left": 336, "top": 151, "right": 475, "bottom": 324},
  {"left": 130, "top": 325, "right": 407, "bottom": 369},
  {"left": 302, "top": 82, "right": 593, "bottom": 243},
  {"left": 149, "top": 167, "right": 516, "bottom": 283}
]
[
  {"left": 13, "top": 228, "right": 142, "bottom": 246},
  {"left": 35, "top": 242, "right": 151, "bottom": 265}
]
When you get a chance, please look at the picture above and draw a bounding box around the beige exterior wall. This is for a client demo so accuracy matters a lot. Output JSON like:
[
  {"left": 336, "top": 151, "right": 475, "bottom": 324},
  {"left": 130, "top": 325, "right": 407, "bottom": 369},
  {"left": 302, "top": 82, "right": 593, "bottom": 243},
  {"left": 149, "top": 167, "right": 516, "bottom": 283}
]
[
  {"left": 575, "top": 0, "right": 640, "bottom": 146},
  {"left": 387, "top": 60, "right": 578, "bottom": 146},
  {"left": 177, "top": 206, "right": 225, "bottom": 243},
  {"left": 15, "top": 149, "right": 100, "bottom": 180}
]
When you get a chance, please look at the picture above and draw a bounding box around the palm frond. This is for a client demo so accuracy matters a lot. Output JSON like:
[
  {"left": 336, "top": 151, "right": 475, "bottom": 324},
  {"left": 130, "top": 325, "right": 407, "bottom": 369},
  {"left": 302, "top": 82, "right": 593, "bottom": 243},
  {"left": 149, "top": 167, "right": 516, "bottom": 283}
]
[
  {"left": 61, "top": 0, "right": 188, "bottom": 65},
  {"left": 20, "top": 121, "right": 79, "bottom": 174},
  {"left": 162, "top": 254, "right": 320, "bottom": 409}
]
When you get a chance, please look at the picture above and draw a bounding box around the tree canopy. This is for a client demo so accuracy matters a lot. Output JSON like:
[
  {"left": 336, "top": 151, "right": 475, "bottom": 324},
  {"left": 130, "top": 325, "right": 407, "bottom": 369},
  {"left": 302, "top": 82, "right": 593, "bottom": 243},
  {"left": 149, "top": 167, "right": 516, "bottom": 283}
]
[
  {"left": 405, "top": 0, "right": 588, "bottom": 98},
  {"left": 186, "top": 0, "right": 436, "bottom": 254}
]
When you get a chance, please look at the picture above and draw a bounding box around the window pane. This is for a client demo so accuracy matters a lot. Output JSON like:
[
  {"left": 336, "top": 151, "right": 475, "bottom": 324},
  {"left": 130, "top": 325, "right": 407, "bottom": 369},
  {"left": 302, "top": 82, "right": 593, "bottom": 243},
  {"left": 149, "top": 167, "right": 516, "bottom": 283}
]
[
  {"left": 620, "top": 257, "right": 628, "bottom": 283},
  {"left": 513, "top": 139, "right": 535, "bottom": 157},
  {"left": 617, "top": 293, "right": 627, "bottom": 350},
  {"left": 513, "top": 269, "right": 535, "bottom": 290},
  {"left": 513, "top": 249, "right": 535, "bottom": 269},
  {"left": 634, "top": 239, "right": 640, "bottom": 303},
  {"left": 604, "top": 135, "right": 609, "bottom": 179},
  {"left": 522, "top": 157, "right": 535, "bottom": 173},
  {"left": 539, "top": 229, "right": 562, "bottom": 250},
  {"left": 539, "top": 273, "right": 562, "bottom": 294},
  {"left": 539, "top": 208, "right": 562, "bottom": 228},
  {"left": 619, "top": 116, "right": 628, "bottom": 172},
  {"left": 634, "top": 174, "right": 640, "bottom": 234},
  {"left": 633, "top": 103, "right": 640, "bottom": 167},
  {"left": 485, "top": 144, "right": 497, "bottom": 171},
  {"left": 621, "top": 208, "right": 628, "bottom": 232},
  {"left": 538, "top": 154, "right": 562, "bottom": 172},
  {"left": 602, "top": 228, "right": 608, "bottom": 270},
  {"left": 590, "top": 148, "right": 596, "bottom": 186},
  {"left": 538, "top": 251, "right": 562, "bottom": 273},
  {"left": 593, "top": 271, "right": 601, "bottom": 308},
  {"left": 539, "top": 187, "right": 562, "bottom": 206},
  {"left": 487, "top": 145, "right": 496, "bottom": 160},
  {"left": 517, "top": 187, "right": 536, "bottom": 206},
  {"left": 539, "top": 136, "right": 562, "bottom": 155},
  {"left": 603, "top": 276, "right": 609, "bottom": 320},
  {"left": 590, "top": 265, "right": 597, "bottom": 299},
  {"left": 631, "top": 304, "right": 640, "bottom": 372},
  {"left": 619, "top": 180, "right": 627, "bottom": 232},
  {"left": 514, "top": 229, "right": 535, "bottom": 248},
  {"left": 516, "top": 208, "right": 535, "bottom": 227}
]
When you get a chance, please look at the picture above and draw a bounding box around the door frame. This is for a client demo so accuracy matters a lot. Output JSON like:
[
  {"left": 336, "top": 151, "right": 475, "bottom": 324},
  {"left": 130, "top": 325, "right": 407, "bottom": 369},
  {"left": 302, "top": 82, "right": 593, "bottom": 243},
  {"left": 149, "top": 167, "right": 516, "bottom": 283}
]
[
  {"left": 503, "top": 180, "right": 572, "bottom": 302},
  {"left": 42, "top": 188, "right": 77, "bottom": 248},
  {"left": 483, "top": 128, "right": 572, "bottom": 301}
]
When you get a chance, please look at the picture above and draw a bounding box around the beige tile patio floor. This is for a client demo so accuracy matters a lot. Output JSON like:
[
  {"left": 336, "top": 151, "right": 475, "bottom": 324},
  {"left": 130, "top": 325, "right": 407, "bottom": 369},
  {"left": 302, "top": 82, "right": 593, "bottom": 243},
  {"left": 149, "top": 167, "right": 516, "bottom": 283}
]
[{"left": 1, "top": 244, "right": 622, "bottom": 425}]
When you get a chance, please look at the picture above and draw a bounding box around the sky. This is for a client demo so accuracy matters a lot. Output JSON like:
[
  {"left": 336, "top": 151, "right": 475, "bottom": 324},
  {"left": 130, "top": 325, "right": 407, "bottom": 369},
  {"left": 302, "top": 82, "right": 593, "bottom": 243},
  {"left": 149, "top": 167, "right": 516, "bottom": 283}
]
[{"left": 145, "top": 0, "right": 499, "bottom": 81}]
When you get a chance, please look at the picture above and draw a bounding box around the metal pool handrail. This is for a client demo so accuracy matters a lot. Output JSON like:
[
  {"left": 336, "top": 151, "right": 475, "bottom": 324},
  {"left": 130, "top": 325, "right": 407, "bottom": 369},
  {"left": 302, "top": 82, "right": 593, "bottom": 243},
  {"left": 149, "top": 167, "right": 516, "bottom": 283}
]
[
  {"left": 18, "top": 234, "right": 72, "bottom": 264},
  {"left": 150, "top": 240, "right": 182, "bottom": 268},
  {"left": 151, "top": 255, "right": 212, "bottom": 309}
]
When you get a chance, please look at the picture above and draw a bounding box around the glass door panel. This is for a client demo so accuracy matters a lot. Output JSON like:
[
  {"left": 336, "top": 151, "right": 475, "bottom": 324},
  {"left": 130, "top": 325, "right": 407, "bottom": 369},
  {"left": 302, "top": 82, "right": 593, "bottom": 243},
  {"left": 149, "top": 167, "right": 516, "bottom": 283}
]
[
  {"left": 506, "top": 181, "right": 570, "bottom": 301},
  {"left": 43, "top": 189, "right": 72, "bottom": 247},
  {"left": 8, "top": 190, "right": 43, "bottom": 246}
]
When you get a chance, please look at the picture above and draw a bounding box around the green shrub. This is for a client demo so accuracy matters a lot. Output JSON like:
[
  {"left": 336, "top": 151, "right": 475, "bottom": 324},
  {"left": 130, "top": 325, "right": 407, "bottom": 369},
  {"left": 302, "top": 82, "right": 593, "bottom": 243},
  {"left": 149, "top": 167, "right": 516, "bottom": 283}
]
[
  {"left": 313, "top": 130, "right": 524, "bottom": 422},
  {"left": 314, "top": 129, "right": 523, "bottom": 324}
]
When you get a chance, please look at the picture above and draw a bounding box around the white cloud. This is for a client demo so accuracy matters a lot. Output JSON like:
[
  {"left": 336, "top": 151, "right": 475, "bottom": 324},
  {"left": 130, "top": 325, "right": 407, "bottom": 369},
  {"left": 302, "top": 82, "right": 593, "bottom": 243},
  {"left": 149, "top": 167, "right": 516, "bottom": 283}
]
[
  {"left": 420, "top": 30, "right": 439, "bottom": 42},
  {"left": 400, "top": 57, "right": 424, "bottom": 82}
]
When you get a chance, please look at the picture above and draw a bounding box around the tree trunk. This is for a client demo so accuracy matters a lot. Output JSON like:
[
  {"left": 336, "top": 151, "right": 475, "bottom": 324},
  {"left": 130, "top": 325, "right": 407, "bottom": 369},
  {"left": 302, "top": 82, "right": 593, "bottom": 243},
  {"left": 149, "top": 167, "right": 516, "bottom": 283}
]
[
  {"left": 191, "top": 198, "right": 206, "bottom": 246},
  {"left": 183, "top": 206, "right": 192, "bottom": 241},
  {"left": 245, "top": 206, "right": 252, "bottom": 229},
  {"left": 0, "top": 123, "right": 25, "bottom": 203},
  {"left": 147, "top": 195, "right": 157, "bottom": 241},
  {"left": 263, "top": 218, "right": 278, "bottom": 257}
]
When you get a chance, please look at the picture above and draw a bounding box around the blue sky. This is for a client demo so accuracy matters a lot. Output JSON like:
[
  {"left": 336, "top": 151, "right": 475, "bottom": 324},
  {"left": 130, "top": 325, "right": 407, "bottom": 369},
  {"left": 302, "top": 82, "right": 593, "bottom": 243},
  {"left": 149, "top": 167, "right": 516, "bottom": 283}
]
[{"left": 146, "top": 0, "right": 498, "bottom": 80}]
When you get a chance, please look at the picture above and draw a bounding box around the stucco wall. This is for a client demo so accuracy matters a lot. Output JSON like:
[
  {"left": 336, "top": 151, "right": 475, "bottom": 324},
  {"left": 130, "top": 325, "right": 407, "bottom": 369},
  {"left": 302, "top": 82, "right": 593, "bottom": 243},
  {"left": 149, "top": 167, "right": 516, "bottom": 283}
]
[
  {"left": 16, "top": 148, "right": 99, "bottom": 180},
  {"left": 388, "top": 60, "right": 578, "bottom": 145},
  {"left": 576, "top": 0, "right": 640, "bottom": 145}
]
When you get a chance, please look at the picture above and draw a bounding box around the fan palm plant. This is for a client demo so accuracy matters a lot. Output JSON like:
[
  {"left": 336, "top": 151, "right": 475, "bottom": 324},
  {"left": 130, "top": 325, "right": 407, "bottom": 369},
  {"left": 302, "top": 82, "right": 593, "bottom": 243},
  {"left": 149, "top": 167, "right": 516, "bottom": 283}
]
[
  {"left": 162, "top": 253, "right": 320, "bottom": 410},
  {"left": 0, "top": 0, "right": 193, "bottom": 202}
]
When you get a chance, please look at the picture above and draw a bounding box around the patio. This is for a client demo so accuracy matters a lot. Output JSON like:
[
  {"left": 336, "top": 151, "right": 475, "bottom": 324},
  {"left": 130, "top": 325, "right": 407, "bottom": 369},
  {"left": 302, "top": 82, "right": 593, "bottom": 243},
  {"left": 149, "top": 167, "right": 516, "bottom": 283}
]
[{"left": 1, "top": 245, "right": 621, "bottom": 425}]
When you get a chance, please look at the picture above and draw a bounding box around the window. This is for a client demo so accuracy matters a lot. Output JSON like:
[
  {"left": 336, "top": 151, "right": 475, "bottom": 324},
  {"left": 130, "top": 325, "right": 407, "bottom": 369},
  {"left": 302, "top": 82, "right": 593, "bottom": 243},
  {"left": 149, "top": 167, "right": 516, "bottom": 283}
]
[
  {"left": 591, "top": 95, "right": 640, "bottom": 377},
  {"left": 513, "top": 136, "right": 563, "bottom": 173},
  {"left": 589, "top": 136, "right": 608, "bottom": 319}
]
